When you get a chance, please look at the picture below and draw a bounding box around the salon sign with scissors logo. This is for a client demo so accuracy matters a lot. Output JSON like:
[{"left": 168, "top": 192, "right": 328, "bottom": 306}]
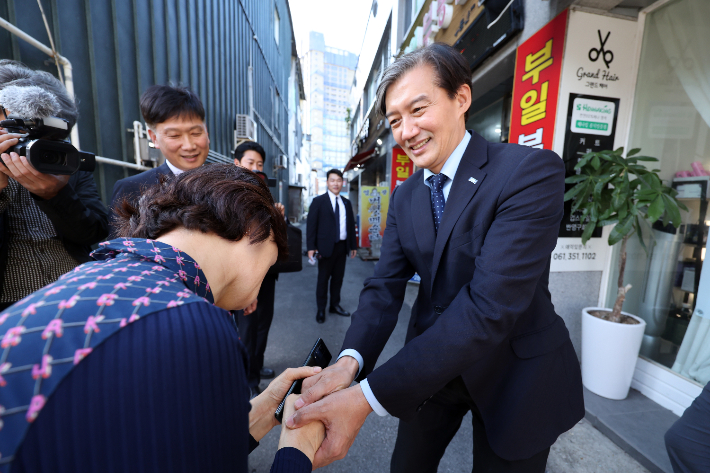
[{"left": 588, "top": 30, "right": 614, "bottom": 68}]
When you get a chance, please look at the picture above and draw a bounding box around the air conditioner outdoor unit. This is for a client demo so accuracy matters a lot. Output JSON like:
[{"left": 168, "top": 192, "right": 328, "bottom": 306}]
[{"left": 234, "top": 114, "right": 256, "bottom": 146}]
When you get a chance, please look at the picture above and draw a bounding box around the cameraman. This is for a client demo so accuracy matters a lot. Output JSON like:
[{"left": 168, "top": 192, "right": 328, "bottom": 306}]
[{"left": 0, "top": 60, "right": 108, "bottom": 311}]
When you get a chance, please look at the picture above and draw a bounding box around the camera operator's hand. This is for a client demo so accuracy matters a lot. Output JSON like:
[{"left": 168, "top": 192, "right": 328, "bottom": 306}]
[
  {"left": 0, "top": 151, "right": 70, "bottom": 199},
  {"left": 0, "top": 130, "right": 23, "bottom": 192}
]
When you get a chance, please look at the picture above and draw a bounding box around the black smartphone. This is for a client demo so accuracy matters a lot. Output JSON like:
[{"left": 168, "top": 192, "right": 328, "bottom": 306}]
[{"left": 274, "top": 338, "right": 332, "bottom": 423}]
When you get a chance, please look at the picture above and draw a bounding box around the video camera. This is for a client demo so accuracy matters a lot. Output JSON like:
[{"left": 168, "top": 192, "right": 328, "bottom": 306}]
[{"left": 0, "top": 115, "right": 95, "bottom": 175}]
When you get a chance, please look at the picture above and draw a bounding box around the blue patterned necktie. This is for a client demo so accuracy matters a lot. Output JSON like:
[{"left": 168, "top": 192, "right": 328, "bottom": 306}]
[{"left": 427, "top": 173, "right": 448, "bottom": 235}]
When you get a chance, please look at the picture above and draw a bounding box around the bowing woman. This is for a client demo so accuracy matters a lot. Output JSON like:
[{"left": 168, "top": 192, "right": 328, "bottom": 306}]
[{"left": 0, "top": 165, "right": 323, "bottom": 473}]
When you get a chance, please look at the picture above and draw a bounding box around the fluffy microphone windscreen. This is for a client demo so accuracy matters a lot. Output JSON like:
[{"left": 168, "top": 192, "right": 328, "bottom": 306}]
[{"left": 0, "top": 85, "right": 60, "bottom": 118}]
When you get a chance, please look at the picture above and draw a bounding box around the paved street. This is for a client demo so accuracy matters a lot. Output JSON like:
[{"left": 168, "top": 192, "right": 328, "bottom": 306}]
[{"left": 247, "top": 224, "right": 649, "bottom": 473}]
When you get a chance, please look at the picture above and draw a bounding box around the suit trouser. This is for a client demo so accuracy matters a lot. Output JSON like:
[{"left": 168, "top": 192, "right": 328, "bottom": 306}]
[
  {"left": 253, "top": 274, "right": 277, "bottom": 381},
  {"left": 316, "top": 241, "right": 347, "bottom": 311},
  {"left": 390, "top": 376, "right": 550, "bottom": 473},
  {"left": 236, "top": 274, "right": 277, "bottom": 389},
  {"left": 665, "top": 382, "right": 710, "bottom": 473}
]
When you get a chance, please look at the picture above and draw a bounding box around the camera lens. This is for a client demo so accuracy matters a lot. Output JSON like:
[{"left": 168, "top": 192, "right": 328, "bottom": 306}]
[{"left": 41, "top": 151, "right": 65, "bottom": 166}]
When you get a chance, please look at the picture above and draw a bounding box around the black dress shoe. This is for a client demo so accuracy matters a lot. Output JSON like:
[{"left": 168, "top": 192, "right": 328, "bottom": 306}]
[
  {"left": 316, "top": 309, "right": 326, "bottom": 323},
  {"left": 260, "top": 368, "right": 275, "bottom": 379},
  {"left": 329, "top": 305, "right": 350, "bottom": 316}
]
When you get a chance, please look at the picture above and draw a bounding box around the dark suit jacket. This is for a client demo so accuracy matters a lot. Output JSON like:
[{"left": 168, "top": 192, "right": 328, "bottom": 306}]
[
  {"left": 306, "top": 192, "right": 356, "bottom": 258},
  {"left": 109, "top": 162, "right": 172, "bottom": 236},
  {"left": 0, "top": 170, "right": 108, "bottom": 292},
  {"left": 341, "top": 132, "right": 584, "bottom": 461}
]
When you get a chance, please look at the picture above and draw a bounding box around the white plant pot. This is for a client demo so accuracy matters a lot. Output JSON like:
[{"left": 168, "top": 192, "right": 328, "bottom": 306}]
[{"left": 581, "top": 307, "right": 647, "bottom": 400}]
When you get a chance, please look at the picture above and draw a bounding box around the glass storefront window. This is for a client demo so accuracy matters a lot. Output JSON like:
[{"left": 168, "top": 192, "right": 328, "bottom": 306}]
[
  {"left": 606, "top": 0, "right": 710, "bottom": 386},
  {"left": 466, "top": 98, "right": 505, "bottom": 143}
]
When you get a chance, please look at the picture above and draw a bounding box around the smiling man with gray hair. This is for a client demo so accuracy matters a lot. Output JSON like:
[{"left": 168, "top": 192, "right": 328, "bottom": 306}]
[
  {"left": 0, "top": 60, "right": 108, "bottom": 310},
  {"left": 285, "top": 43, "right": 584, "bottom": 472}
]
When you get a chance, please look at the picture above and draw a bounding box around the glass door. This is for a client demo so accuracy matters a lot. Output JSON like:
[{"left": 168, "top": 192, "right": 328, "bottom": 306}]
[{"left": 606, "top": 0, "right": 710, "bottom": 387}]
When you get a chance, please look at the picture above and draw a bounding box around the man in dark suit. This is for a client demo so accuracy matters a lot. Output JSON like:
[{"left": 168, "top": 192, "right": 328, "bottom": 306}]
[
  {"left": 109, "top": 85, "right": 209, "bottom": 235},
  {"left": 233, "top": 140, "right": 282, "bottom": 393},
  {"left": 307, "top": 169, "right": 357, "bottom": 323},
  {"left": 286, "top": 43, "right": 584, "bottom": 472}
]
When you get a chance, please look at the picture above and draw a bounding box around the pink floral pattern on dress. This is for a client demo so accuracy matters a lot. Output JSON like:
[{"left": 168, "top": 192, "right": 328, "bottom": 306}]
[{"left": 0, "top": 238, "right": 215, "bottom": 465}]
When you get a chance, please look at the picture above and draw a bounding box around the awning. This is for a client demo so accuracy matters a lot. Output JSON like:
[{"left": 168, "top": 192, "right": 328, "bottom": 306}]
[{"left": 344, "top": 148, "right": 377, "bottom": 172}]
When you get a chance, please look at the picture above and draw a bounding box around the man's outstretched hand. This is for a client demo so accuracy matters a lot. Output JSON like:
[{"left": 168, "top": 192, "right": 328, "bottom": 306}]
[
  {"left": 295, "top": 356, "right": 359, "bottom": 410},
  {"left": 286, "top": 384, "right": 372, "bottom": 468}
]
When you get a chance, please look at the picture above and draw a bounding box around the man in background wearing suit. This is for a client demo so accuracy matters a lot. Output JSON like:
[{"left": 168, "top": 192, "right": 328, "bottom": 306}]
[
  {"left": 307, "top": 169, "right": 357, "bottom": 324},
  {"left": 234, "top": 140, "right": 282, "bottom": 394},
  {"left": 109, "top": 85, "right": 209, "bottom": 235},
  {"left": 287, "top": 43, "right": 584, "bottom": 472}
]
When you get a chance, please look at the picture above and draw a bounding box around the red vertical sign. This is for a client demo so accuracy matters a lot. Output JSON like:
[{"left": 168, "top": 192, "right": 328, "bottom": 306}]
[
  {"left": 509, "top": 9, "right": 567, "bottom": 150},
  {"left": 391, "top": 148, "right": 414, "bottom": 192}
]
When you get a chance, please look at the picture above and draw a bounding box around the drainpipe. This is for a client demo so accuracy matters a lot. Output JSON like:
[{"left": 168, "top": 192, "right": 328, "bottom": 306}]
[
  {"left": 248, "top": 35, "right": 256, "bottom": 121},
  {"left": 0, "top": 16, "right": 79, "bottom": 148}
]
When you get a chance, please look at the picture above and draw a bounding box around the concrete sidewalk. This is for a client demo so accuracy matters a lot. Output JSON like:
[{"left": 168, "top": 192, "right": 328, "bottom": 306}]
[{"left": 246, "top": 226, "right": 650, "bottom": 472}]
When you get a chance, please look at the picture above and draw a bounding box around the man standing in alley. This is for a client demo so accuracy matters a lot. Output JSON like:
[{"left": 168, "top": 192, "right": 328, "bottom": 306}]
[
  {"left": 306, "top": 169, "right": 356, "bottom": 324},
  {"left": 234, "top": 140, "right": 281, "bottom": 394},
  {"left": 110, "top": 85, "right": 209, "bottom": 235},
  {"left": 287, "top": 43, "right": 584, "bottom": 472}
]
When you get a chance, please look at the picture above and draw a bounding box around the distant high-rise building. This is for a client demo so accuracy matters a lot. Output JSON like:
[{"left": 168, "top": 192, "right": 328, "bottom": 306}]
[{"left": 301, "top": 31, "right": 358, "bottom": 181}]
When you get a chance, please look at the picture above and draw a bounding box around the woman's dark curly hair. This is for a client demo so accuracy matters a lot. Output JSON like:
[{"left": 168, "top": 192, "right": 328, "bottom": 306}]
[{"left": 113, "top": 164, "right": 288, "bottom": 260}]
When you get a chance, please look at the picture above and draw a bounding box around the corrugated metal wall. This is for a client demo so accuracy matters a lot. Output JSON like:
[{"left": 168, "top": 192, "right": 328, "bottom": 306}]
[{"left": 0, "top": 0, "right": 293, "bottom": 208}]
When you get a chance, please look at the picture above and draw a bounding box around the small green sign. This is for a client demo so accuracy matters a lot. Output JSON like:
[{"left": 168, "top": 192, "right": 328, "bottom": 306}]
[{"left": 575, "top": 120, "right": 609, "bottom": 131}]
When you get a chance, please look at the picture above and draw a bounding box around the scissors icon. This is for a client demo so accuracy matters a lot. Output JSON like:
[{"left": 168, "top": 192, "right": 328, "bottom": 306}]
[{"left": 589, "top": 30, "right": 614, "bottom": 68}]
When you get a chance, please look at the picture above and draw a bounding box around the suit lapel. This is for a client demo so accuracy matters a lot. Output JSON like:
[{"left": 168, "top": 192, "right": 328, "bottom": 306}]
[
  {"left": 412, "top": 179, "right": 436, "bottom": 267},
  {"left": 430, "top": 133, "right": 489, "bottom": 291},
  {"left": 156, "top": 162, "right": 171, "bottom": 178}
]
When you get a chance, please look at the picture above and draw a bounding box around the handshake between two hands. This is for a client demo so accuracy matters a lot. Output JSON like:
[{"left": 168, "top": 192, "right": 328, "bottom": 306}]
[{"left": 250, "top": 356, "right": 373, "bottom": 468}]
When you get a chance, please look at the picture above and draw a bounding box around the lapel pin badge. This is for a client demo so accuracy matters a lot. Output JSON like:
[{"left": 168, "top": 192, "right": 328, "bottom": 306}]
[{"left": 468, "top": 177, "right": 478, "bottom": 185}]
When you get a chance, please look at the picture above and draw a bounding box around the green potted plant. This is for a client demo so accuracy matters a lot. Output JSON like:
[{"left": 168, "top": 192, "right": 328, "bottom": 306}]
[{"left": 564, "top": 147, "right": 687, "bottom": 400}]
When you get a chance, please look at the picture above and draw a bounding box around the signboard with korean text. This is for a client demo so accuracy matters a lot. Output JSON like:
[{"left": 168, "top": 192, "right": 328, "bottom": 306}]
[
  {"left": 559, "top": 93, "right": 620, "bottom": 239},
  {"left": 509, "top": 9, "right": 567, "bottom": 152},
  {"left": 391, "top": 148, "right": 414, "bottom": 192},
  {"left": 550, "top": 9, "right": 638, "bottom": 272},
  {"left": 359, "top": 186, "right": 390, "bottom": 248}
]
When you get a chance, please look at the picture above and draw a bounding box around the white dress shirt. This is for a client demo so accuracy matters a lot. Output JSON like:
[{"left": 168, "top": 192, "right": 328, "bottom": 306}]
[
  {"left": 338, "top": 131, "right": 472, "bottom": 416},
  {"left": 165, "top": 160, "right": 184, "bottom": 175},
  {"left": 327, "top": 190, "right": 347, "bottom": 241}
]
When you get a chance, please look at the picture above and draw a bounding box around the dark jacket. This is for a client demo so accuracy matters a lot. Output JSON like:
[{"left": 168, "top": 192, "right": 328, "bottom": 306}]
[
  {"left": 306, "top": 192, "right": 356, "bottom": 258},
  {"left": 109, "top": 162, "right": 171, "bottom": 236},
  {"left": 342, "top": 132, "right": 584, "bottom": 461},
  {"left": 0, "top": 170, "right": 109, "bottom": 291}
]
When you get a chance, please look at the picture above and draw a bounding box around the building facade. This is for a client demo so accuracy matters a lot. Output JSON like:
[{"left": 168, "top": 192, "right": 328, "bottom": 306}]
[
  {"left": 349, "top": 3, "right": 710, "bottom": 468},
  {"left": 0, "top": 0, "right": 303, "bottom": 217},
  {"left": 301, "top": 31, "right": 357, "bottom": 198}
]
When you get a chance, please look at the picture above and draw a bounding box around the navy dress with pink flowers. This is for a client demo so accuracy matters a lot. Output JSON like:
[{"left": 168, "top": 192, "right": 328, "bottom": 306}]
[{"left": 0, "top": 238, "right": 311, "bottom": 473}]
